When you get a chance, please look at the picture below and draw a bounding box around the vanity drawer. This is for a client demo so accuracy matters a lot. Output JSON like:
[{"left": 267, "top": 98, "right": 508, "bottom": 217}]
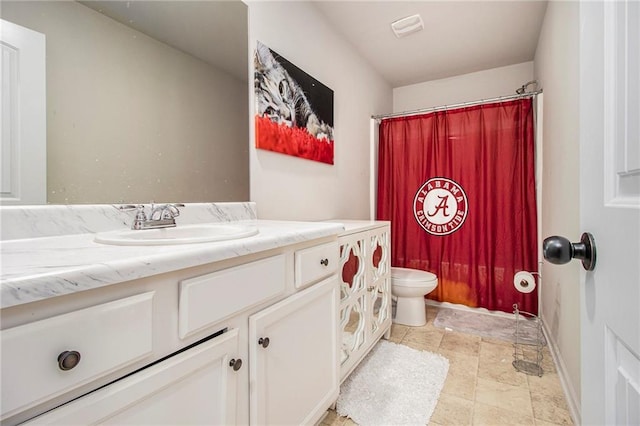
[
  {"left": 294, "top": 241, "right": 339, "bottom": 288},
  {"left": 0, "top": 292, "right": 154, "bottom": 421},
  {"left": 179, "top": 254, "right": 286, "bottom": 339}
]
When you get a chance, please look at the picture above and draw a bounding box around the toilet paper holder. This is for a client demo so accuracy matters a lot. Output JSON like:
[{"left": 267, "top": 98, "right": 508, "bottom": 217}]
[{"left": 542, "top": 232, "right": 596, "bottom": 271}]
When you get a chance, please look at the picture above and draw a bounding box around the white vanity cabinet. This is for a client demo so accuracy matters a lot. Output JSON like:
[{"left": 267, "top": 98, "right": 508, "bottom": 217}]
[
  {"left": 1, "top": 237, "right": 340, "bottom": 426},
  {"left": 336, "top": 221, "right": 392, "bottom": 381}
]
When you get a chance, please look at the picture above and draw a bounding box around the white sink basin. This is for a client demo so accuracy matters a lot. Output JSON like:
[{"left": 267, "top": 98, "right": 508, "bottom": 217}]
[{"left": 94, "top": 223, "right": 259, "bottom": 246}]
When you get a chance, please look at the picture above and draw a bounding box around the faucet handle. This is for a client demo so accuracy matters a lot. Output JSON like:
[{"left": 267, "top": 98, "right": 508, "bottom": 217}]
[
  {"left": 169, "top": 203, "right": 185, "bottom": 212},
  {"left": 161, "top": 203, "right": 185, "bottom": 220},
  {"left": 134, "top": 204, "right": 148, "bottom": 220},
  {"left": 117, "top": 204, "right": 148, "bottom": 229},
  {"left": 132, "top": 205, "right": 149, "bottom": 229},
  {"left": 117, "top": 204, "right": 147, "bottom": 218},
  {"left": 148, "top": 203, "right": 184, "bottom": 220}
]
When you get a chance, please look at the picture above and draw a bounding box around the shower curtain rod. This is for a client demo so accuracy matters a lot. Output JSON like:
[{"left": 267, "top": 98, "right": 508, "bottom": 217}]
[{"left": 371, "top": 89, "right": 542, "bottom": 121}]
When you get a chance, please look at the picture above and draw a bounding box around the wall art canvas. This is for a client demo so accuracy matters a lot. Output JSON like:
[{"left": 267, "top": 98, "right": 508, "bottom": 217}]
[{"left": 254, "top": 41, "right": 334, "bottom": 165}]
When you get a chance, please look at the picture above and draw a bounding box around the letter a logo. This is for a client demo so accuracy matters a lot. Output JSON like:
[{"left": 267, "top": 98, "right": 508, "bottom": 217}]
[{"left": 427, "top": 195, "right": 450, "bottom": 218}]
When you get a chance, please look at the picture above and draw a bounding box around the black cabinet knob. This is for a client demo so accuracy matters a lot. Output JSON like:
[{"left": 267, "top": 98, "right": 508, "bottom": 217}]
[
  {"left": 258, "top": 337, "right": 270, "bottom": 348},
  {"left": 229, "top": 358, "right": 242, "bottom": 371},
  {"left": 57, "top": 350, "right": 81, "bottom": 371},
  {"left": 320, "top": 258, "right": 329, "bottom": 266}
]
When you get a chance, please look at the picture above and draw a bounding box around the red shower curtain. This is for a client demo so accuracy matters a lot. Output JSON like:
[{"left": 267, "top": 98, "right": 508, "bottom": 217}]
[{"left": 377, "top": 99, "right": 538, "bottom": 314}]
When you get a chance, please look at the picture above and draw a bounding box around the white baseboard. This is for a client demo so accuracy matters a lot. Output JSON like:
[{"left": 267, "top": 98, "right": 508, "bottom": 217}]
[{"left": 540, "top": 318, "right": 581, "bottom": 425}]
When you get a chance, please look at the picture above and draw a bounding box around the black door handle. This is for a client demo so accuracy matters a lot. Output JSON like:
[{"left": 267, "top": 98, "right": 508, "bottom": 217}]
[{"left": 542, "top": 232, "right": 596, "bottom": 271}]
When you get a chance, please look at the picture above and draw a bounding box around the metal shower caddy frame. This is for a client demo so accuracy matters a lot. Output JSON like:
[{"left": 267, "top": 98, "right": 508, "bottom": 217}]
[{"left": 512, "top": 302, "right": 545, "bottom": 377}]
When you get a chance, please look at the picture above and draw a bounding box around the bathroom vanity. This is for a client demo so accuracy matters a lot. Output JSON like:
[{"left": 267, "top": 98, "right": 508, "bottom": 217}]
[
  {"left": 0, "top": 204, "right": 392, "bottom": 425},
  {"left": 0, "top": 203, "right": 343, "bottom": 425}
]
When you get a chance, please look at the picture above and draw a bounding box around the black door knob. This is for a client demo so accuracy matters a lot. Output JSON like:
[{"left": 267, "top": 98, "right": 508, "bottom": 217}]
[
  {"left": 258, "top": 337, "right": 270, "bottom": 348},
  {"left": 542, "top": 232, "right": 596, "bottom": 271}
]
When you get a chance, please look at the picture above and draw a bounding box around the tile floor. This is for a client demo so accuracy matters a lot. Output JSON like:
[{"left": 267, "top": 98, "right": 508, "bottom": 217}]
[{"left": 322, "top": 306, "right": 574, "bottom": 426}]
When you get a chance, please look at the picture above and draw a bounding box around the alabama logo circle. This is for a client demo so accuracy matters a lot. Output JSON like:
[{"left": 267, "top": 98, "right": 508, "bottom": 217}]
[{"left": 413, "top": 177, "right": 469, "bottom": 236}]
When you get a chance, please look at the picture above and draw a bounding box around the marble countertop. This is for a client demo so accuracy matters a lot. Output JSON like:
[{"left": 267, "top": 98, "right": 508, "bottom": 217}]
[{"left": 0, "top": 220, "right": 344, "bottom": 309}]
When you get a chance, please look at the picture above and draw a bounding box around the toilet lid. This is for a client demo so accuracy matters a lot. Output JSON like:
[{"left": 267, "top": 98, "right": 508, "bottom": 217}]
[{"left": 391, "top": 267, "right": 437, "bottom": 286}]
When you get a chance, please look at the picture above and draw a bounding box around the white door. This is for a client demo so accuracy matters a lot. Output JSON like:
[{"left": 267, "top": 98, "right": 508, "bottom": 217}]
[
  {"left": 580, "top": 1, "right": 640, "bottom": 424},
  {"left": 0, "top": 19, "right": 46, "bottom": 205}
]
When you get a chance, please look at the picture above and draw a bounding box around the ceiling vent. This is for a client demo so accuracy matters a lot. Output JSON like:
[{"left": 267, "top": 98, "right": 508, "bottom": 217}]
[{"left": 391, "top": 14, "right": 424, "bottom": 38}]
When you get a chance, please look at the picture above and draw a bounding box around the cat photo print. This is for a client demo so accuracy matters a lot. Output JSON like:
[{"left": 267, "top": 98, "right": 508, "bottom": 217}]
[{"left": 254, "top": 41, "right": 334, "bottom": 165}]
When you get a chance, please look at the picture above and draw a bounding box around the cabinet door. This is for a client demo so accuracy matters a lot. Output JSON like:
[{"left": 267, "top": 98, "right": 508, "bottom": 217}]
[
  {"left": 24, "top": 329, "right": 241, "bottom": 425},
  {"left": 249, "top": 276, "right": 339, "bottom": 426}
]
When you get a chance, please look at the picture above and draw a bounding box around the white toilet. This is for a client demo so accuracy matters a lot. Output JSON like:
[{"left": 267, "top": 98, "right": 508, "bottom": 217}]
[{"left": 391, "top": 267, "right": 438, "bottom": 326}]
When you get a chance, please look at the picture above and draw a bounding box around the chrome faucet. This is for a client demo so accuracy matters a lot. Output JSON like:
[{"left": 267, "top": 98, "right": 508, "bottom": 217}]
[{"left": 118, "top": 203, "right": 185, "bottom": 230}]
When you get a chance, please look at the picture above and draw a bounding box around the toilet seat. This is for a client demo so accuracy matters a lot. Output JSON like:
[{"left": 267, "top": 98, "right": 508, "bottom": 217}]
[{"left": 391, "top": 267, "right": 437, "bottom": 287}]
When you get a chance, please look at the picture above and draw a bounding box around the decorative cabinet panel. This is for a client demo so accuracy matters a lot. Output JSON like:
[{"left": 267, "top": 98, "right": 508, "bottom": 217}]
[{"left": 337, "top": 222, "right": 391, "bottom": 381}]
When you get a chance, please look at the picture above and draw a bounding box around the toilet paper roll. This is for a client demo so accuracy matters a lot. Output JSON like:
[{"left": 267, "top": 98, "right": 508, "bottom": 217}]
[{"left": 513, "top": 271, "right": 536, "bottom": 294}]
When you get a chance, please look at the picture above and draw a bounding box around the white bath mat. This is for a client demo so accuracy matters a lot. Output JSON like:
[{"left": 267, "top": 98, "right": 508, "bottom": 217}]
[{"left": 336, "top": 340, "right": 449, "bottom": 425}]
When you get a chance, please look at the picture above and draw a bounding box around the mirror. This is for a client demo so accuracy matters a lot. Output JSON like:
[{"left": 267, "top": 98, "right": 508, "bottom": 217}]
[{"left": 1, "top": 0, "right": 249, "bottom": 204}]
